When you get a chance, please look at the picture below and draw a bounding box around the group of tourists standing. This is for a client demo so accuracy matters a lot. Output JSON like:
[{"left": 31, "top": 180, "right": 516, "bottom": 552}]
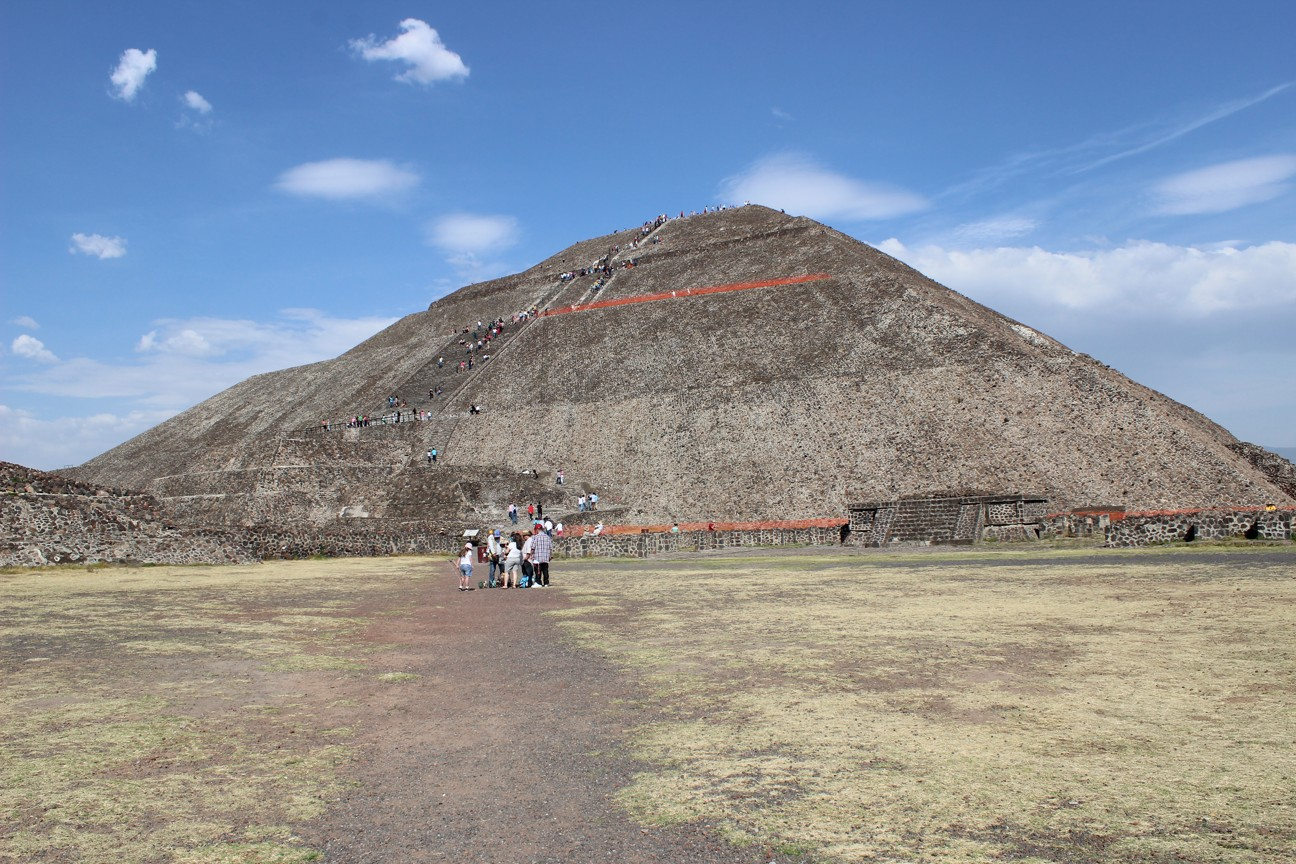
[{"left": 457, "top": 525, "right": 553, "bottom": 591}]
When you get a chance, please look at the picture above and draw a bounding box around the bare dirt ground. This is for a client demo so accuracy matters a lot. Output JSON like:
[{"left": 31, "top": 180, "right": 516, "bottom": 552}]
[{"left": 300, "top": 573, "right": 779, "bottom": 864}]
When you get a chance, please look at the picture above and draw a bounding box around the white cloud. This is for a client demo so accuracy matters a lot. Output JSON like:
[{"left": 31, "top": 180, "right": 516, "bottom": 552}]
[
  {"left": 1079, "top": 82, "right": 1293, "bottom": 174},
  {"left": 877, "top": 238, "right": 1296, "bottom": 315},
  {"left": 136, "top": 328, "right": 214, "bottom": 356},
  {"left": 110, "top": 48, "right": 157, "bottom": 102},
  {"left": 941, "top": 83, "right": 1296, "bottom": 204},
  {"left": 425, "top": 213, "right": 519, "bottom": 254},
  {"left": 127, "top": 310, "right": 398, "bottom": 368},
  {"left": 0, "top": 404, "right": 174, "bottom": 472},
  {"left": 425, "top": 214, "right": 519, "bottom": 280},
  {"left": 69, "top": 233, "right": 127, "bottom": 259},
  {"left": 1154, "top": 154, "right": 1296, "bottom": 215},
  {"left": 183, "top": 90, "right": 213, "bottom": 114},
  {"left": 4, "top": 309, "right": 399, "bottom": 469},
  {"left": 12, "top": 316, "right": 39, "bottom": 330},
  {"left": 11, "top": 335, "right": 58, "bottom": 363},
  {"left": 275, "top": 158, "right": 420, "bottom": 201},
  {"left": 722, "top": 153, "right": 928, "bottom": 221},
  {"left": 953, "top": 217, "right": 1036, "bottom": 243},
  {"left": 351, "top": 18, "right": 469, "bottom": 85},
  {"left": 11, "top": 310, "right": 396, "bottom": 406}
]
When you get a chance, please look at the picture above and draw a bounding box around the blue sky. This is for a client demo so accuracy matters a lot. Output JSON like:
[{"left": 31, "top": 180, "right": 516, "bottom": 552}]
[{"left": 3, "top": 1, "right": 1294, "bottom": 471}]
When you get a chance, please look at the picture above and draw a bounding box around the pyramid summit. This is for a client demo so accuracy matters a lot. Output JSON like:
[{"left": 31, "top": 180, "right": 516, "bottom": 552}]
[{"left": 65, "top": 205, "right": 1294, "bottom": 529}]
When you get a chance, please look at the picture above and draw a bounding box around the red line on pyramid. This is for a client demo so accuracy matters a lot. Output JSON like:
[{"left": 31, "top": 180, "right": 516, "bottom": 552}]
[{"left": 538, "top": 273, "right": 833, "bottom": 318}]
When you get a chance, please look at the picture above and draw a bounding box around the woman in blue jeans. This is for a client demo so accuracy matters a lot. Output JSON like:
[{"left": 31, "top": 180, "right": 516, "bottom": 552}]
[{"left": 457, "top": 543, "right": 473, "bottom": 591}]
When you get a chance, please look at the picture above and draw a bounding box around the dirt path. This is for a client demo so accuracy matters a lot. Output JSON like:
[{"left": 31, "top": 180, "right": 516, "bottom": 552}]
[{"left": 303, "top": 579, "right": 772, "bottom": 864}]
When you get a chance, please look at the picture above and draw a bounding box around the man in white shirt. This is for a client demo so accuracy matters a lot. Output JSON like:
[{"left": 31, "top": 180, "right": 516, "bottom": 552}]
[{"left": 486, "top": 530, "right": 503, "bottom": 587}]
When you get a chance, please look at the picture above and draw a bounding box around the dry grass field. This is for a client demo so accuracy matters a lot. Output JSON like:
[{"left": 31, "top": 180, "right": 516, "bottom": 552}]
[
  {"left": 554, "top": 548, "right": 1296, "bottom": 863},
  {"left": 0, "top": 558, "right": 414, "bottom": 863},
  {"left": 1, "top": 546, "right": 1293, "bottom": 863}
]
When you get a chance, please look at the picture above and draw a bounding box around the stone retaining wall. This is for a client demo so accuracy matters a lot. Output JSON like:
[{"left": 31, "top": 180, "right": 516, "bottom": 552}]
[
  {"left": 9, "top": 458, "right": 1289, "bottom": 565},
  {"left": 554, "top": 526, "right": 842, "bottom": 558},
  {"left": 236, "top": 523, "right": 466, "bottom": 560},
  {"left": 1102, "top": 508, "right": 1293, "bottom": 547},
  {"left": 218, "top": 524, "right": 844, "bottom": 562},
  {"left": 2, "top": 478, "right": 844, "bottom": 566},
  {"left": 1, "top": 492, "right": 257, "bottom": 567}
]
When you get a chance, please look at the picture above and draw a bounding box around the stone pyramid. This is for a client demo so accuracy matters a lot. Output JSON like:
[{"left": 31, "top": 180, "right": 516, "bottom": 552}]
[{"left": 66, "top": 206, "right": 1294, "bottom": 527}]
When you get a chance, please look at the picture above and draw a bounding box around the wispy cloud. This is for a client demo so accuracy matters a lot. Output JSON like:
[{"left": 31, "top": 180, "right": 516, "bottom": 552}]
[
  {"left": 953, "top": 217, "right": 1036, "bottom": 243},
  {"left": 69, "top": 233, "right": 127, "bottom": 259},
  {"left": 177, "top": 90, "right": 215, "bottom": 132},
  {"left": 1080, "top": 82, "right": 1294, "bottom": 173},
  {"left": 183, "top": 90, "right": 212, "bottom": 114},
  {"left": 11, "top": 335, "right": 58, "bottom": 363},
  {"left": 878, "top": 238, "right": 1296, "bottom": 315},
  {"left": 722, "top": 153, "right": 928, "bottom": 221},
  {"left": 109, "top": 48, "right": 157, "bottom": 102},
  {"left": 351, "top": 18, "right": 469, "bottom": 86},
  {"left": 275, "top": 158, "right": 420, "bottom": 202},
  {"left": 8, "top": 309, "right": 398, "bottom": 416},
  {"left": 0, "top": 404, "right": 174, "bottom": 472},
  {"left": 425, "top": 213, "right": 519, "bottom": 280},
  {"left": 11, "top": 316, "right": 39, "bottom": 330},
  {"left": 425, "top": 213, "right": 518, "bottom": 254},
  {"left": 1153, "top": 154, "right": 1296, "bottom": 215},
  {"left": 943, "top": 82, "right": 1295, "bottom": 202}
]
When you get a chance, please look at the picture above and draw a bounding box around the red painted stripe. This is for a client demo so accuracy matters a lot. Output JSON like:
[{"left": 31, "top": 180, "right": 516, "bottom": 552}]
[{"left": 539, "top": 273, "right": 832, "bottom": 318}]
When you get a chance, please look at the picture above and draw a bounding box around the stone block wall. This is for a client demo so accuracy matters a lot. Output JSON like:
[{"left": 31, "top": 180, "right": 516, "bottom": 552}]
[
  {"left": 1103, "top": 508, "right": 1293, "bottom": 547},
  {"left": 1042, "top": 511, "right": 1120, "bottom": 539},
  {"left": 846, "top": 494, "right": 1048, "bottom": 545},
  {"left": 2, "top": 474, "right": 845, "bottom": 566},
  {"left": 234, "top": 522, "right": 466, "bottom": 560},
  {"left": 553, "top": 527, "right": 842, "bottom": 558}
]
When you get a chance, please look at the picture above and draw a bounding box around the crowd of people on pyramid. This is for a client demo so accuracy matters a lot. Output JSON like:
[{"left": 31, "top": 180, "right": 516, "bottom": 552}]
[
  {"left": 315, "top": 308, "right": 541, "bottom": 433},
  {"left": 555, "top": 204, "right": 748, "bottom": 285},
  {"left": 558, "top": 253, "right": 641, "bottom": 285}
]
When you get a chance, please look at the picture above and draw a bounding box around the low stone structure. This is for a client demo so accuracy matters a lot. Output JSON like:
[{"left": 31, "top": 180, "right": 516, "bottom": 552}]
[
  {"left": 845, "top": 494, "right": 1050, "bottom": 545},
  {"left": 554, "top": 526, "right": 842, "bottom": 558},
  {"left": 1102, "top": 508, "right": 1294, "bottom": 547},
  {"left": 1042, "top": 509, "right": 1124, "bottom": 539},
  {"left": 2, "top": 462, "right": 846, "bottom": 566},
  {"left": 6, "top": 462, "right": 1289, "bottom": 567}
]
